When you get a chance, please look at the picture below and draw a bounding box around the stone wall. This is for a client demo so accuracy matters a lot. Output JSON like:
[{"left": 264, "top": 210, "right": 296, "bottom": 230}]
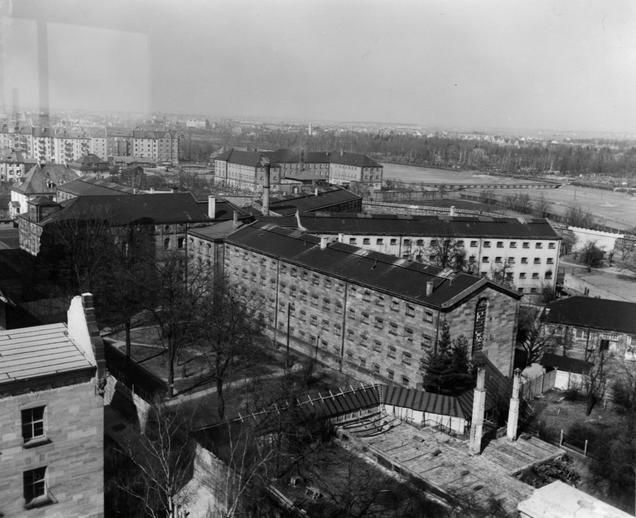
[{"left": 0, "top": 381, "right": 104, "bottom": 517}]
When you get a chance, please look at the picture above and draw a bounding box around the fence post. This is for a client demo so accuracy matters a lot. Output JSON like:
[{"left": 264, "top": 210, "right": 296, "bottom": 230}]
[
  {"left": 584, "top": 439, "right": 588, "bottom": 457},
  {"left": 560, "top": 429, "right": 564, "bottom": 447}
]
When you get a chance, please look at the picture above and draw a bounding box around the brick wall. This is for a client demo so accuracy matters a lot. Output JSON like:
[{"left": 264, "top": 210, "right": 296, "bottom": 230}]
[{"left": 0, "top": 381, "right": 104, "bottom": 517}]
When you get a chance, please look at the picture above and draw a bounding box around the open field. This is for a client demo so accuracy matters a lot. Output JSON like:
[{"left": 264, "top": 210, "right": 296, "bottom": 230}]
[
  {"left": 382, "top": 163, "right": 544, "bottom": 185},
  {"left": 480, "top": 184, "right": 636, "bottom": 231}
]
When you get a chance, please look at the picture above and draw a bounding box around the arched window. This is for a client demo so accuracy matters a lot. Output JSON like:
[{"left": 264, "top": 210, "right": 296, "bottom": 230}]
[{"left": 472, "top": 298, "right": 488, "bottom": 356}]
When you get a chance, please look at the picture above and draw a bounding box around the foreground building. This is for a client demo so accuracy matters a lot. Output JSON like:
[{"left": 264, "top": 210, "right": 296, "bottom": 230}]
[
  {"left": 191, "top": 221, "right": 520, "bottom": 384},
  {"left": 0, "top": 294, "right": 105, "bottom": 517},
  {"left": 267, "top": 212, "right": 561, "bottom": 296}
]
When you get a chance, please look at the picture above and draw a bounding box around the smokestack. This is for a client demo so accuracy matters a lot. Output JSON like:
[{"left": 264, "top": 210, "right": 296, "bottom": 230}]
[
  {"left": 208, "top": 195, "right": 216, "bottom": 219},
  {"left": 426, "top": 281, "right": 434, "bottom": 297},
  {"left": 469, "top": 366, "right": 486, "bottom": 455},
  {"left": 507, "top": 369, "right": 522, "bottom": 441},
  {"left": 320, "top": 236, "right": 328, "bottom": 250},
  {"left": 450, "top": 205, "right": 456, "bottom": 217}
]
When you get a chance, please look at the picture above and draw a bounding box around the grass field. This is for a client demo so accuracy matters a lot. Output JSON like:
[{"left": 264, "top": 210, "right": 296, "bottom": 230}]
[{"left": 382, "top": 163, "right": 542, "bottom": 185}]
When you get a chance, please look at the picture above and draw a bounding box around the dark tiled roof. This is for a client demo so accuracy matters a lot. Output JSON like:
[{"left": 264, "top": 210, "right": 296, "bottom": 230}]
[
  {"left": 215, "top": 148, "right": 381, "bottom": 168},
  {"left": 15, "top": 164, "right": 80, "bottom": 195},
  {"left": 542, "top": 296, "right": 636, "bottom": 335},
  {"left": 38, "top": 193, "right": 236, "bottom": 226},
  {"left": 541, "top": 353, "right": 592, "bottom": 374},
  {"left": 291, "top": 213, "right": 560, "bottom": 239},
  {"left": 213, "top": 148, "right": 266, "bottom": 168},
  {"left": 330, "top": 151, "right": 382, "bottom": 168},
  {"left": 268, "top": 189, "right": 362, "bottom": 216},
  {"left": 226, "top": 221, "right": 520, "bottom": 310},
  {"left": 57, "top": 178, "right": 136, "bottom": 196}
]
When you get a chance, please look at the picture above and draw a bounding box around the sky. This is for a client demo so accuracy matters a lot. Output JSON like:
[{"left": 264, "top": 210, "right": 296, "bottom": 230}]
[{"left": 2, "top": 0, "right": 636, "bottom": 133}]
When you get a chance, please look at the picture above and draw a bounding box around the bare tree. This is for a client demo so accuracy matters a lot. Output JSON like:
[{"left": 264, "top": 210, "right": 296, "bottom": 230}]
[
  {"left": 426, "top": 238, "right": 468, "bottom": 271},
  {"left": 517, "top": 310, "right": 555, "bottom": 367},
  {"left": 583, "top": 348, "right": 608, "bottom": 415}
]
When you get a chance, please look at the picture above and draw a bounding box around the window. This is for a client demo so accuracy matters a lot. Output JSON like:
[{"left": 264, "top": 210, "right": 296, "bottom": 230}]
[
  {"left": 483, "top": 241, "right": 491, "bottom": 248},
  {"left": 421, "top": 334, "right": 432, "bottom": 349},
  {"left": 472, "top": 298, "right": 488, "bottom": 355},
  {"left": 519, "top": 272, "right": 527, "bottom": 279},
  {"left": 390, "top": 238, "right": 397, "bottom": 246},
  {"left": 533, "top": 258, "right": 541, "bottom": 264},
  {"left": 545, "top": 271, "right": 553, "bottom": 280},
  {"left": 508, "top": 257, "right": 515, "bottom": 265},
  {"left": 387, "top": 369, "right": 395, "bottom": 381},
  {"left": 495, "top": 257, "right": 502, "bottom": 264},
  {"left": 532, "top": 273, "right": 540, "bottom": 279},
  {"left": 470, "top": 240, "right": 478, "bottom": 247},
  {"left": 416, "top": 239, "right": 424, "bottom": 246},
  {"left": 363, "top": 238, "right": 370, "bottom": 245},
  {"left": 496, "top": 241, "right": 504, "bottom": 248},
  {"left": 510, "top": 241, "right": 517, "bottom": 248},
  {"left": 389, "top": 322, "right": 398, "bottom": 335},
  {"left": 547, "top": 258, "right": 554, "bottom": 265},
  {"left": 373, "top": 363, "right": 381, "bottom": 374},
  {"left": 376, "top": 295, "right": 385, "bottom": 307},
  {"left": 535, "top": 242, "right": 543, "bottom": 249},
  {"left": 522, "top": 242, "right": 530, "bottom": 249},
  {"left": 424, "top": 311, "right": 433, "bottom": 323},
  {"left": 22, "top": 407, "right": 46, "bottom": 443},
  {"left": 405, "top": 304, "right": 415, "bottom": 317},
  {"left": 482, "top": 256, "right": 489, "bottom": 263},
  {"left": 373, "top": 340, "right": 382, "bottom": 352},
  {"left": 457, "top": 240, "right": 465, "bottom": 247},
  {"left": 376, "top": 238, "right": 384, "bottom": 245},
  {"left": 359, "top": 357, "right": 367, "bottom": 368},
  {"left": 521, "top": 257, "right": 528, "bottom": 264},
  {"left": 404, "top": 239, "right": 411, "bottom": 246},
  {"left": 24, "top": 467, "right": 47, "bottom": 506},
  {"left": 348, "top": 238, "right": 356, "bottom": 245},
  {"left": 361, "top": 311, "right": 369, "bottom": 323},
  {"left": 388, "top": 346, "right": 396, "bottom": 358},
  {"left": 505, "top": 272, "right": 513, "bottom": 280},
  {"left": 163, "top": 237, "right": 170, "bottom": 250},
  {"left": 402, "top": 351, "right": 412, "bottom": 365},
  {"left": 401, "top": 376, "right": 410, "bottom": 386},
  {"left": 374, "top": 316, "right": 384, "bottom": 329},
  {"left": 548, "top": 242, "right": 556, "bottom": 249}
]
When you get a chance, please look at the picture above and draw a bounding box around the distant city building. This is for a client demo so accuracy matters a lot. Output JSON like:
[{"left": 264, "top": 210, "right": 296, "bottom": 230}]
[
  {"left": 189, "top": 221, "right": 520, "bottom": 387},
  {"left": 131, "top": 129, "right": 179, "bottom": 164},
  {"left": 262, "top": 213, "right": 561, "bottom": 295},
  {"left": 0, "top": 294, "right": 105, "bottom": 517},
  {"left": 213, "top": 148, "right": 383, "bottom": 192},
  {"left": 9, "top": 163, "right": 80, "bottom": 219},
  {"left": 0, "top": 149, "right": 34, "bottom": 183}
]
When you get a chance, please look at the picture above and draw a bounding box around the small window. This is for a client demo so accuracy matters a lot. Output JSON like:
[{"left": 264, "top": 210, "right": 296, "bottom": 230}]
[
  {"left": 496, "top": 241, "right": 504, "bottom": 248},
  {"left": 535, "top": 242, "right": 543, "bottom": 249},
  {"left": 505, "top": 272, "right": 514, "bottom": 280},
  {"left": 405, "top": 304, "right": 415, "bottom": 317},
  {"left": 23, "top": 467, "right": 47, "bottom": 506},
  {"left": 495, "top": 257, "right": 502, "bottom": 263},
  {"left": 363, "top": 238, "right": 370, "bottom": 245},
  {"left": 22, "top": 406, "right": 45, "bottom": 443},
  {"left": 470, "top": 240, "right": 478, "bottom": 247},
  {"left": 533, "top": 258, "right": 541, "bottom": 264},
  {"left": 163, "top": 237, "right": 170, "bottom": 249},
  {"left": 532, "top": 273, "right": 540, "bottom": 279},
  {"left": 388, "top": 346, "right": 396, "bottom": 358},
  {"left": 376, "top": 238, "right": 384, "bottom": 245},
  {"left": 547, "top": 258, "right": 554, "bottom": 265},
  {"left": 416, "top": 239, "right": 424, "bottom": 246},
  {"left": 374, "top": 316, "right": 384, "bottom": 329},
  {"left": 389, "top": 322, "right": 398, "bottom": 335},
  {"left": 424, "top": 311, "right": 433, "bottom": 323},
  {"left": 390, "top": 238, "right": 397, "bottom": 246},
  {"left": 548, "top": 242, "right": 556, "bottom": 249},
  {"left": 404, "top": 239, "right": 411, "bottom": 246},
  {"left": 483, "top": 241, "right": 491, "bottom": 248},
  {"left": 521, "top": 257, "right": 528, "bottom": 264},
  {"left": 482, "top": 256, "right": 489, "bottom": 263},
  {"left": 519, "top": 272, "right": 527, "bottom": 279},
  {"left": 387, "top": 369, "right": 395, "bottom": 381},
  {"left": 402, "top": 351, "right": 412, "bottom": 365},
  {"left": 373, "top": 340, "right": 382, "bottom": 352},
  {"left": 401, "top": 376, "right": 410, "bottom": 386},
  {"left": 510, "top": 241, "right": 517, "bottom": 248},
  {"left": 430, "top": 239, "right": 438, "bottom": 247},
  {"left": 507, "top": 257, "right": 515, "bottom": 265},
  {"left": 545, "top": 271, "right": 553, "bottom": 280},
  {"left": 373, "top": 363, "right": 381, "bottom": 374},
  {"left": 522, "top": 242, "right": 530, "bottom": 249},
  {"left": 349, "top": 238, "right": 356, "bottom": 245}
]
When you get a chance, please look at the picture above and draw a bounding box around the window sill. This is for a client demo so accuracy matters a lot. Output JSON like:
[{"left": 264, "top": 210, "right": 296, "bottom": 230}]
[
  {"left": 24, "top": 494, "right": 56, "bottom": 510},
  {"left": 23, "top": 437, "right": 51, "bottom": 449}
]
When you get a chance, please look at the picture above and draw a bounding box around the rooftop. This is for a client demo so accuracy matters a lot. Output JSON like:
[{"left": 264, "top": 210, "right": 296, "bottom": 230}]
[
  {"left": 283, "top": 213, "right": 561, "bottom": 239},
  {"left": 0, "top": 323, "right": 94, "bottom": 385},
  {"left": 57, "top": 177, "right": 136, "bottom": 197},
  {"left": 14, "top": 163, "right": 80, "bottom": 195},
  {"left": 268, "top": 188, "right": 362, "bottom": 216},
  {"left": 215, "top": 148, "right": 382, "bottom": 169},
  {"left": 226, "top": 221, "right": 520, "bottom": 310},
  {"left": 542, "top": 296, "right": 636, "bottom": 335}
]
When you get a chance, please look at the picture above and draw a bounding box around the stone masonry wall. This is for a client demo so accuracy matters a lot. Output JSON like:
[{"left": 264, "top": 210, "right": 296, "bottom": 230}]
[{"left": 0, "top": 381, "right": 104, "bottom": 517}]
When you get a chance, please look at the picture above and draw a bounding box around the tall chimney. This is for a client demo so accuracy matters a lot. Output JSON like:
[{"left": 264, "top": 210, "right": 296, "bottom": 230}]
[
  {"left": 208, "top": 195, "right": 216, "bottom": 219},
  {"left": 426, "top": 280, "right": 434, "bottom": 297},
  {"left": 469, "top": 366, "right": 486, "bottom": 455},
  {"left": 507, "top": 368, "right": 522, "bottom": 441},
  {"left": 262, "top": 157, "right": 270, "bottom": 215}
]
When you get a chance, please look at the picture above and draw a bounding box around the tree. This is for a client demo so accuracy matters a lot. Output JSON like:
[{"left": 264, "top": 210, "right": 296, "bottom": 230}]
[
  {"left": 533, "top": 194, "right": 550, "bottom": 217},
  {"left": 580, "top": 241, "right": 604, "bottom": 270},
  {"left": 560, "top": 231, "right": 577, "bottom": 256},
  {"left": 516, "top": 307, "right": 554, "bottom": 367},
  {"left": 426, "top": 238, "right": 468, "bottom": 272},
  {"left": 565, "top": 205, "right": 595, "bottom": 228},
  {"left": 422, "top": 321, "right": 473, "bottom": 395},
  {"left": 114, "top": 402, "right": 196, "bottom": 518},
  {"left": 583, "top": 347, "right": 608, "bottom": 415},
  {"left": 193, "top": 278, "right": 265, "bottom": 421}
]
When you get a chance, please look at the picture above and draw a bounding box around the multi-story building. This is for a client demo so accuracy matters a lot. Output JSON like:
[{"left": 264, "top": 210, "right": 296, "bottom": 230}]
[
  {"left": 0, "top": 293, "right": 105, "bottom": 517},
  {"left": 53, "top": 130, "right": 90, "bottom": 164},
  {"left": 0, "top": 150, "right": 34, "bottom": 183},
  {"left": 268, "top": 188, "right": 363, "bottom": 215},
  {"left": 213, "top": 148, "right": 383, "bottom": 192},
  {"left": 270, "top": 213, "right": 561, "bottom": 295},
  {"left": 541, "top": 296, "right": 636, "bottom": 363},
  {"left": 88, "top": 128, "right": 108, "bottom": 160},
  {"left": 106, "top": 127, "right": 133, "bottom": 158},
  {"left": 132, "top": 129, "right": 179, "bottom": 164},
  {"left": 9, "top": 163, "right": 80, "bottom": 219},
  {"left": 190, "top": 221, "right": 520, "bottom": 386}
]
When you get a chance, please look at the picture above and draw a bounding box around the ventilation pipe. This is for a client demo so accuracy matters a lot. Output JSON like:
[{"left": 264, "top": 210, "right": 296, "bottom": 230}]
[
  {"left": 425, "top": 281, "right": 434, "bottom": 297},
  {"left": 469, "top": 366, "right": 486, "bottom": 455},
  {"left": 507, "top": 368, "right": 522, "bottom": 441},
  {"left": 208, "top": 195, "right": 216, "bottom": 219}
]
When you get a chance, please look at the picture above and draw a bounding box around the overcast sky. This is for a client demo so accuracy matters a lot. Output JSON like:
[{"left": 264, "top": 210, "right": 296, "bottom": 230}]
[{"left": 3, "top": 0, "right": 636, "bottom": 133}]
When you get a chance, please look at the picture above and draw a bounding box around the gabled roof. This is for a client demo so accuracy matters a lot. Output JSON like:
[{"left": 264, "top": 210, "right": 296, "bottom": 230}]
[
  {"left": 226, "top": 221, "right": 520, "bottom": 310},
  {"left": 268, "top": 189, "right": 362, "bottom": 216},
  {"left": 213, "top": 148, "right": 266, "bottom": 168},
  {"left": 57, "top": 177, "right": 136, "bottom": 197},
  {"left": 330, "top": 151, "right": 382, "bottom": 168},
  {"left": 14, "top": 163, "right": 80, "bottom": 195},
  {"left": 287, "top": 213, "right": 560, "bottom": 239},
  {"left": 0, "top": 323, "right": 95, "bottom": 385},
  {"left": 542, "top": 296, "right": 636, "bottom": 335}
]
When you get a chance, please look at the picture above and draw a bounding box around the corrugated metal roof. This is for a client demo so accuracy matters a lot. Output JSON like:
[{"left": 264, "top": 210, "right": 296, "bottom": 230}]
[
  {"left": 226, "top": 222, "right": 520, "bottom": 309},
  {"left": 0, "top": 323, "right": 95, "bottom": 384}
]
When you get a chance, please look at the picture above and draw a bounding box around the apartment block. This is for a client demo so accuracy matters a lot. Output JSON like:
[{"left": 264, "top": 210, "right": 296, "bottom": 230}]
[
  {"left": 191, "top": 222, "right": 520, "bottom": 385},
  {"left": 275, "top": 213, "right": 561, "bottom": 295},
  {"left": 0, "top": 294, "right": 105, "bottom": 517}
]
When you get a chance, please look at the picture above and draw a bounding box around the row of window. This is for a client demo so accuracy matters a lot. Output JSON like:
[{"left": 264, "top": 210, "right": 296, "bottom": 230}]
[
  {"left": 346, "top": 237, "right": 557, "bottom": 250},
  {"left": 481, "top": 256, "right": 554, "bottom": 265}
]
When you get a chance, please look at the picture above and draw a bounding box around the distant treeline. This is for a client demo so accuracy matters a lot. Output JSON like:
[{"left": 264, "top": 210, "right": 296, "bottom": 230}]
[{"left": 179, "top": 127, "right": 636, "bottom": 179}]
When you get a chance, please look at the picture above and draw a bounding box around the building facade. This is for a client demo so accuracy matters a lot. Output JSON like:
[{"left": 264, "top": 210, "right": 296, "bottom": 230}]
[
  {"left": 190, "top": 222, "right": 520, "bottom": 386},
  {"left": 0, "top": 294, "right": 105, "bottom": 517},
  {"left": 284, "top": 213, "right": 561, "bottom": 295}
]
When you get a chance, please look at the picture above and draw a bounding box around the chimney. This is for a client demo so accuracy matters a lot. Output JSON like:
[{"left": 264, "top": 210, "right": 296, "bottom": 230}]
[
  {"left": 337, "top": 232, "right": 345, "bottom": 243},
  {"left": 232, "top": 210, "right": 239, "bottom": 228},
  {"left": 262, "top": 158, "right": 271, "bottom": 215},
  {"left": 469, "top": 366, "right": 486, "bottom": 455},
  {"left": 320, "top": 236, "right": 328, "bottom": 250},
  {"left": 208, "top": 195, "right": 216, "bottom": 219},
  {"left": 314, "top": 187, "right": 319, "bottom": 197},
  {"left": 507, "top": 369, "right": 522, "bottom": 441},
  {"left": 450, "top": 205, "right": 456, "bottom": 216},
  {"left": 295, "top": 209, "right": 307, "bottom": 231},
  {"left": 425, "top": 280, "right": 434, "bottom": 297}
]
